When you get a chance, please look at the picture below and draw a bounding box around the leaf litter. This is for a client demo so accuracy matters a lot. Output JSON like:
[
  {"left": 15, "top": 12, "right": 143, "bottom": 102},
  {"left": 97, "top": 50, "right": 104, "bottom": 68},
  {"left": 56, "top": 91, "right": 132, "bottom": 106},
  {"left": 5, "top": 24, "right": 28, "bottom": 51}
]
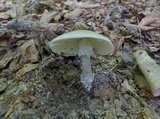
[{"left": 0, "top": 0, "right": 160, "bottom": 119}]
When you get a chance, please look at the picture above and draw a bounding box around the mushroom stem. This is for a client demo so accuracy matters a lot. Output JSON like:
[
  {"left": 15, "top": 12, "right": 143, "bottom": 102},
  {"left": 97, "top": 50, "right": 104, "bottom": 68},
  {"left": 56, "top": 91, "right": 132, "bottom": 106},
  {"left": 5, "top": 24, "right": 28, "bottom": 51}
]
[{"left": 78, "top": 39, "right": 94, "bottom": 91}]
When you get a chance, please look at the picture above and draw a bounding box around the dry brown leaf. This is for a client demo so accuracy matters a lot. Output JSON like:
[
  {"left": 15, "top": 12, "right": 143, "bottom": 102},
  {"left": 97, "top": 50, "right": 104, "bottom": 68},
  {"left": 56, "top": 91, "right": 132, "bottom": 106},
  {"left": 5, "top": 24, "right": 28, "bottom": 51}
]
[
  {"left": 95, "top": 9, "right": 105, "bottom": 18},
  {"left": 36, "top": 25, "right": 57, "bottom": 40},
  {"left": 80, "top": 3, "right": 101, "bottom": 8},
  {"left": 143, "top": 105, "right": 160, "bottom": 119},
  {"left": 16, "top": 0, "right": 23, "bottom": 18},
  {"left": 40, "top": 10, "right": 58, "bottom": 23},
  {"left": 112, "top": 35, "right": 132, "bottom": 56},
  {"left": 123, "top": 22, "right": 156, "bottom": 31},
  {"left": 0, "top": 5, "right": 9, "bottom": 12},
  {"left": 6, "top": 4, "right": 17, "bottom": 18},
  {"left": 64, "top": 8, "right": 83, "bottom": 19},
  {"left": 16, "top": 63, "right": 39, "bottom": 77},
  {"left": 31, "top": 13, "right": 42, "bottom": 19},
  {"left": 54, "top": 13, "right": 62, "bottom": 22},
  {"left": 139, "top": 25, "right": 156, "bottom": 31},
  {"left": 104, "top": 13, "right": 111, "bottom": 24},
  {"left": 73, "top": 22, "right": 89, "bottom": 30},
  {"left": 4, "top": 103, "right": 16, "bottom": 119},
  {"left": 121, "top": 80, "right": 134, "bottom": 92},
  {"left": 63, "top": 1, "right": 83, "bottom": 7},
  {"left": 123, "top": 15, "right": 158, "bottom": 31},
  {"left": 139, "top": 15, "right": 155, "bottom": 26},
  {"left": 0, "top": 54, "right": 12, "bottom": 69},
  {"left": 0, "top": 40, "right": 6, "bottom": 46},
  {"left": 149, "top": 47, "right": 160, "bottom": 53},
  {"left": 94, "top": 27, "right": 103, "bottom": 34},
  {"left": 20, "top": 40, "right": 39, "bottom": 63},
  {"left": 123, "top": 23, "right": 140, "bottom": 31},
  {"left": 0, "top": 13, "right": 10, "bottom": 20}
]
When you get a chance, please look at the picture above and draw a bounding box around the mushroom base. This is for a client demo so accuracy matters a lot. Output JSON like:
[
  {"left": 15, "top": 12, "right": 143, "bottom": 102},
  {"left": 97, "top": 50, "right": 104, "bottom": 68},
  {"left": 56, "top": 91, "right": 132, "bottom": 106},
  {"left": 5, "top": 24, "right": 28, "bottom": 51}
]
[{"left": 81, "top": 55, "right": 93, "bottom": 92}]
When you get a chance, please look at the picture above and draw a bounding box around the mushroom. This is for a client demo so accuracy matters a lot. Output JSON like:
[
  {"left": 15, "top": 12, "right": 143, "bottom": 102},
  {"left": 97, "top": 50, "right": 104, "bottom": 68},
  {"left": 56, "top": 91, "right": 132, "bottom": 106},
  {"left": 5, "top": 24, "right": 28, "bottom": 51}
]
[{"left": 49, "top": 30, "right": 113, "bottom": 91}]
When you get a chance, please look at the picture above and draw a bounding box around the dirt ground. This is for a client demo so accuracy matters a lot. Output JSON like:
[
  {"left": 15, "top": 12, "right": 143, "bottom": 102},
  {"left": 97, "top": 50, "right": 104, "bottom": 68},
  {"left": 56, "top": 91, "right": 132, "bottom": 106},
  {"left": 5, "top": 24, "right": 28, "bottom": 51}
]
[{"left": 0, "top": 0, "right": 160, "bottom": 119}]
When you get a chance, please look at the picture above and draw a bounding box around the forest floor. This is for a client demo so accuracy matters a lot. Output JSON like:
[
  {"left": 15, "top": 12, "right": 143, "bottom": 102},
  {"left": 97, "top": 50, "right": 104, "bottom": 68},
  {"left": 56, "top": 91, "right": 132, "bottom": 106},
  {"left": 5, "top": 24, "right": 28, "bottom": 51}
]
[{"left": 0, "top": 0, "right": 160, "bottom": 119}]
